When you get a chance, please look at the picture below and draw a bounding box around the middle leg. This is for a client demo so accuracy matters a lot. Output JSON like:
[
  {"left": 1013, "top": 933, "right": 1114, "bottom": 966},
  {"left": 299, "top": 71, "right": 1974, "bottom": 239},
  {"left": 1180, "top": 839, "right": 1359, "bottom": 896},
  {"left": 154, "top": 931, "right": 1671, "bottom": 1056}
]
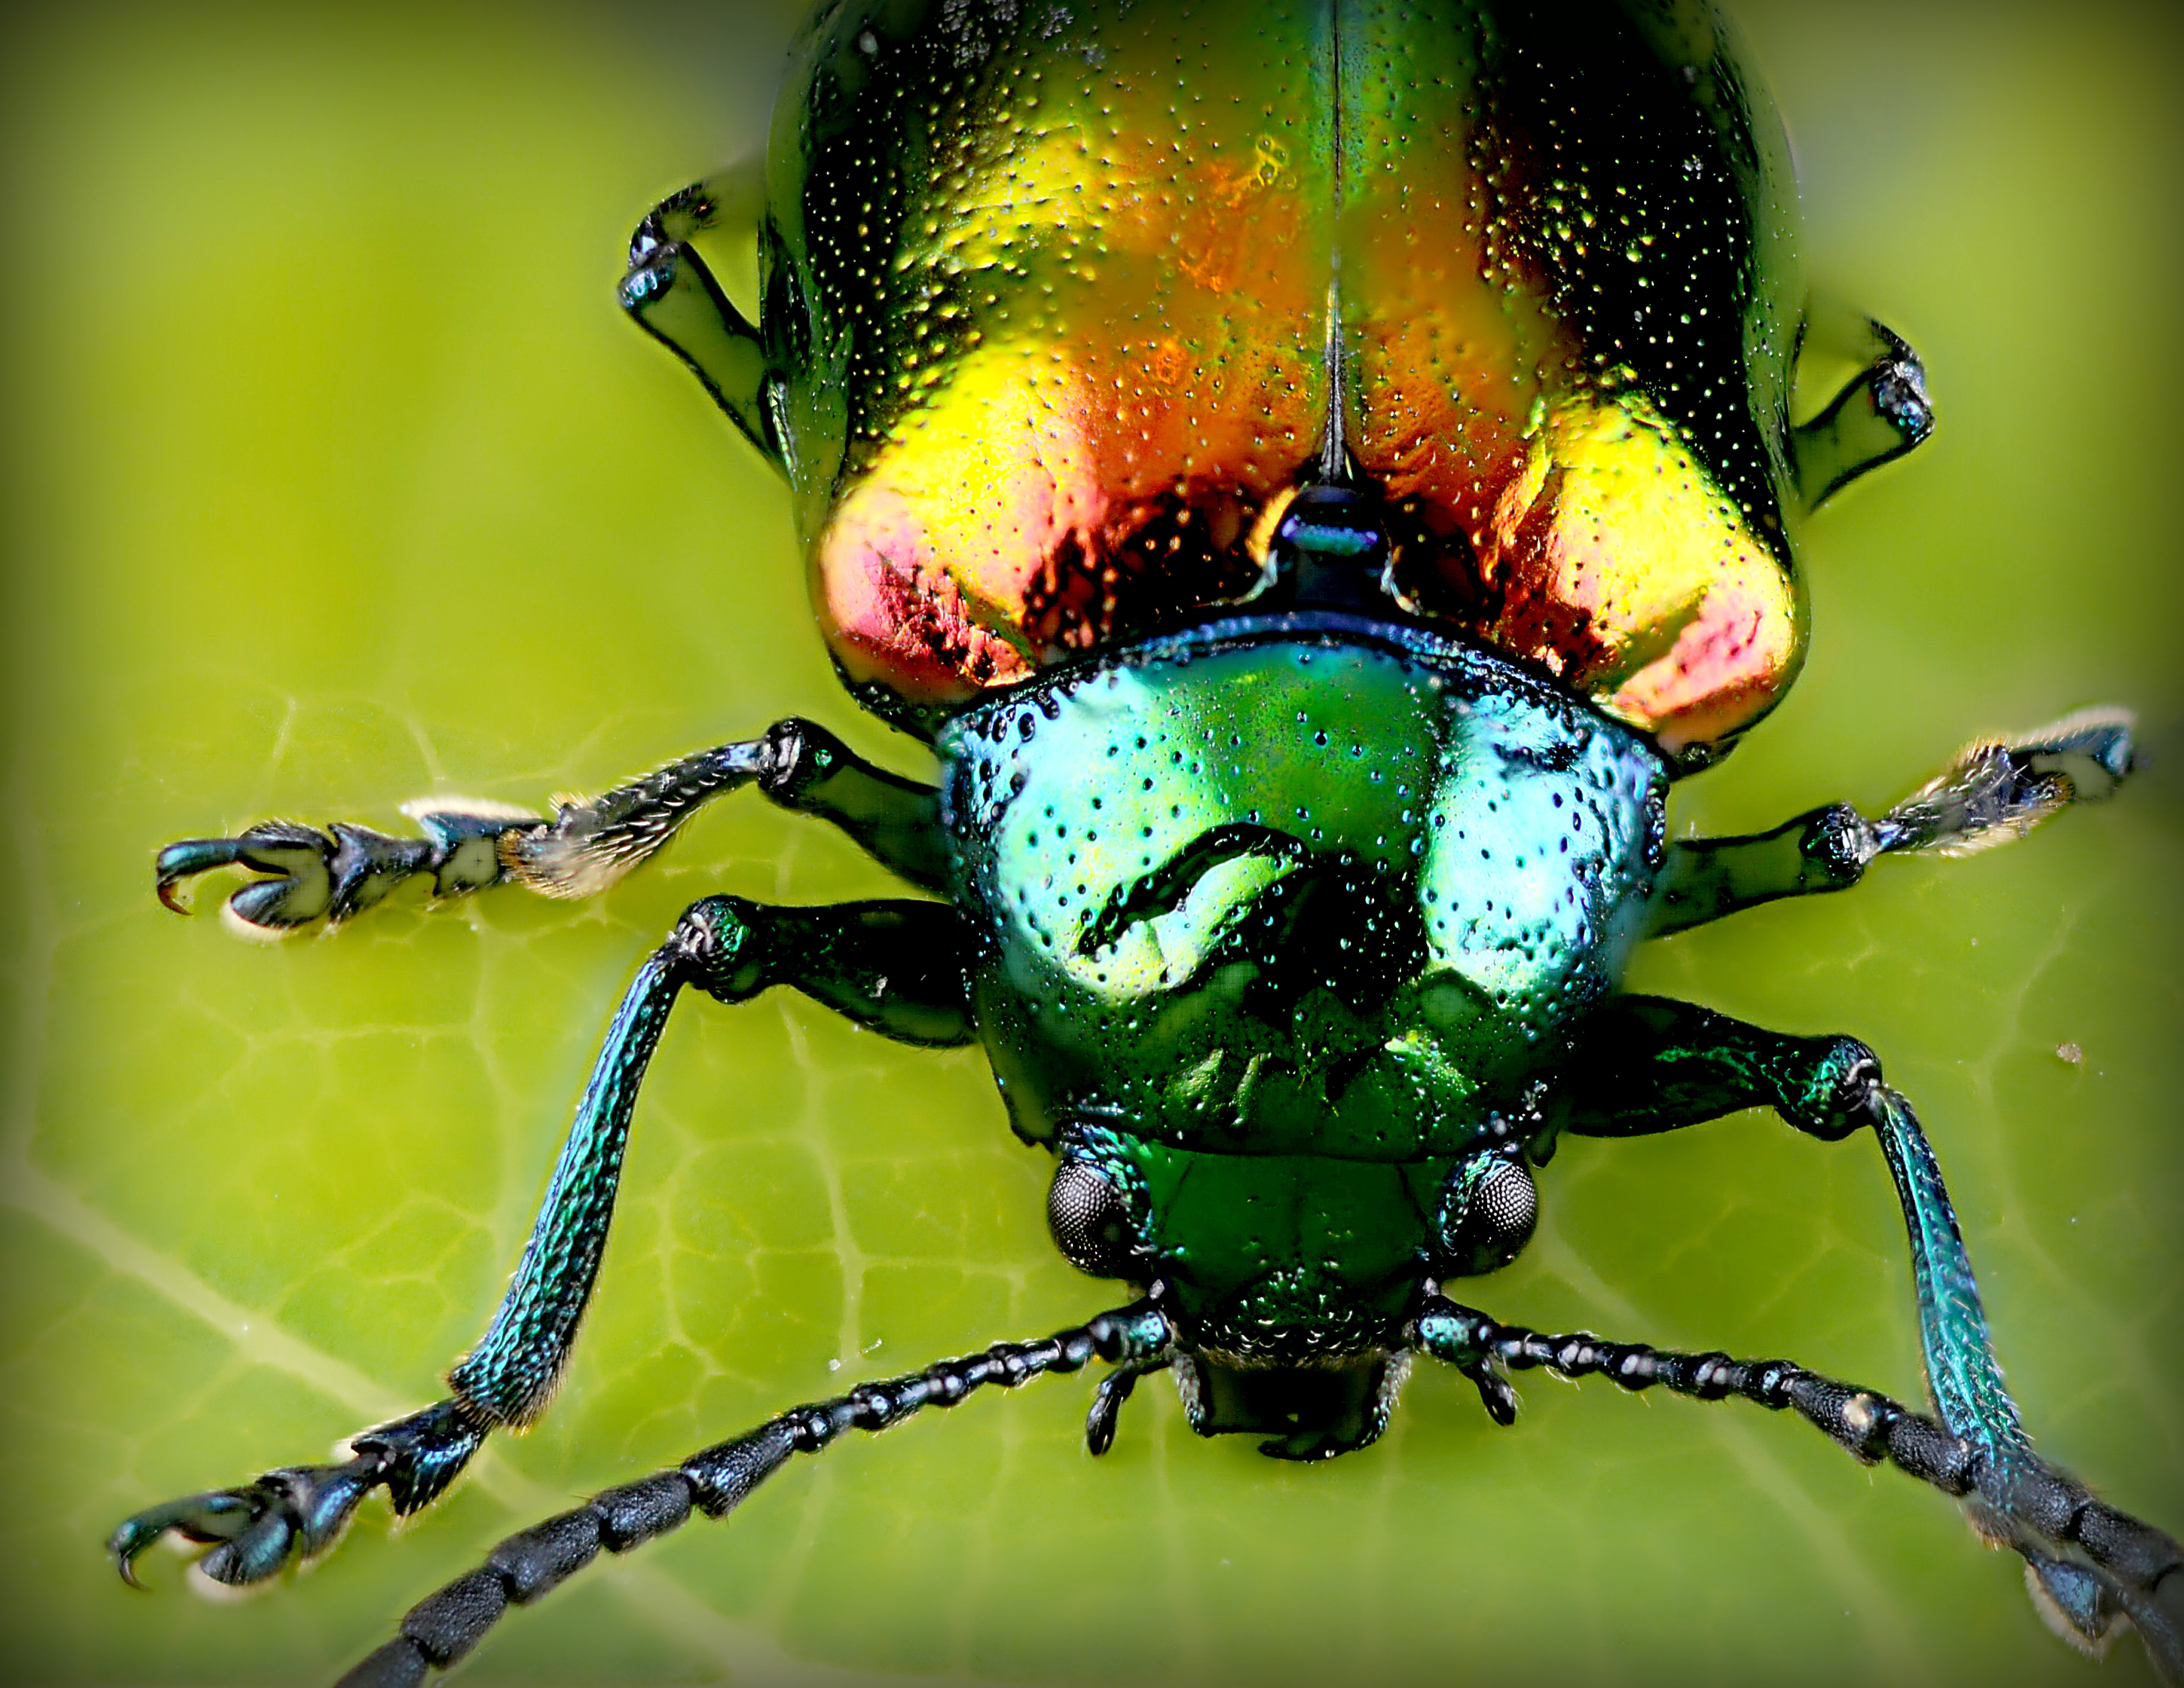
[
  {"left": 1645, "top": 709, "right": 2132, "bottom": 937},
  {"left": 156, "top": 716, "right": 949, "bottom": 932}
]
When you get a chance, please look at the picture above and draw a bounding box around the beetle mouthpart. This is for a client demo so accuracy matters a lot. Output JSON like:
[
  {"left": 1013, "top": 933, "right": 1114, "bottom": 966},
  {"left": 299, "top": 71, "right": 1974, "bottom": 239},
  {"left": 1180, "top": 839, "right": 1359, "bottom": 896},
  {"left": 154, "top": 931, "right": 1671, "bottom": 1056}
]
[
  {"left": 1172, "top": 1350, "right": 1407, "bottom": 1462},
  {"left": 1084, "top": 1355, "right": 1167, "bottom": 1457}
]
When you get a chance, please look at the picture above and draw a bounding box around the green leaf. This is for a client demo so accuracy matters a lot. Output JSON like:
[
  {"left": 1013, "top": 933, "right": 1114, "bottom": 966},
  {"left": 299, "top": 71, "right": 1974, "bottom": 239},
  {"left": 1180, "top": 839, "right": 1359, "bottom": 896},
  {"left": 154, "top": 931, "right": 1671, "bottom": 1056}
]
[{"left": 3, "top": 4, "right": 2178, "bottom": 1686}]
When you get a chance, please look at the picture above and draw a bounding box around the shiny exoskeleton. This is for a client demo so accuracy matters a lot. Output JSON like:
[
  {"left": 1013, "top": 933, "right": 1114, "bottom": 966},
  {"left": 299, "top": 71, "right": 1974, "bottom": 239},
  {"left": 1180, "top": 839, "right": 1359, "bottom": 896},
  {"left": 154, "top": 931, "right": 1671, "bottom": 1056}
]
[{"left": 111, "top": 2, "right": 2183, "bottom": 1684}]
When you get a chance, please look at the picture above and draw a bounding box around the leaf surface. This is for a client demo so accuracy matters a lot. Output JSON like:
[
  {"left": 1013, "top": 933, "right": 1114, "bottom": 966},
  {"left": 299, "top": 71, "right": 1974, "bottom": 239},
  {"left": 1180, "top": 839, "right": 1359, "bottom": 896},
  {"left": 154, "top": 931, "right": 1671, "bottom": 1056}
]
[{"left": 3, "top": 4, "right": 2180, "bottom": 1686}]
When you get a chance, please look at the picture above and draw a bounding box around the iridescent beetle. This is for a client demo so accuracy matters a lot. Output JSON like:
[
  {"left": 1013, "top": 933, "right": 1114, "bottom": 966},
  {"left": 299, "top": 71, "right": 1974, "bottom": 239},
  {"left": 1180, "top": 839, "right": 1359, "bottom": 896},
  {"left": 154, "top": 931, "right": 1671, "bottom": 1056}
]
[{"left": 112, "top": 2, "right": 2183, "bottom": 1683}]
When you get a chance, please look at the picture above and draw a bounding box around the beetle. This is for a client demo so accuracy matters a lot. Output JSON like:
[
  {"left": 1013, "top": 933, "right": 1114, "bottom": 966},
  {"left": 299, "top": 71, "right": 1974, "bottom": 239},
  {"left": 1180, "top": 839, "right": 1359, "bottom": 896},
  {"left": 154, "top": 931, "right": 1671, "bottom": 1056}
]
[{"left": 68, "top": 0, "right": 2184, "bottom": 1677}]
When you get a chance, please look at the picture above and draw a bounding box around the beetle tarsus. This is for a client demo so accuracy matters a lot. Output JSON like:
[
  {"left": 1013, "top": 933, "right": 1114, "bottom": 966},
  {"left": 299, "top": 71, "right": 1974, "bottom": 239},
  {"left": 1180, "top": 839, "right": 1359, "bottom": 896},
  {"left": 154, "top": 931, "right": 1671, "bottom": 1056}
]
[
  {"left": 155, "top": 810, "right": 529, "bottom": 931},
  {"left": 1792, "top": 317, "right": 1935, "bottom": 509},
  {"left": 1875, "top": 707, "right": 2135, "bottom": 857},
  {"left": 2026, "top": 1549, "right": 2122, "bottom": 1652},
  {"left": 158, "top": 722, "right": 948, "bottom": 932},
  {"left": 1412, "top": 1296, "right": 2184, "bottom": 1684},
  {"left": 333, "top": 1305, "right": 1165, "bottom": 1683},
  {"left": 618, "top": 165, "right": 778, "bottom": 467},
  {"left": 108, "top": 1401, "right": 485, "bottom": 1591},
  {"left": 1647, "top": 708, "right": 2137, "bottom": 936},
  {"left": 1969, "top": 1456, "right": 2184, "bottom": 1684}
]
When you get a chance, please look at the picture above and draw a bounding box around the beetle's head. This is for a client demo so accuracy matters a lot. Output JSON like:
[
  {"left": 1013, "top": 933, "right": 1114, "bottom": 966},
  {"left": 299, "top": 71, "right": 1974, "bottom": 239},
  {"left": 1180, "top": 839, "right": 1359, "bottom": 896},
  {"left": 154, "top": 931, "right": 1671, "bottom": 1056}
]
[{"left": 1047, "top": 1127, "right": 1540, "bottom": 1459}]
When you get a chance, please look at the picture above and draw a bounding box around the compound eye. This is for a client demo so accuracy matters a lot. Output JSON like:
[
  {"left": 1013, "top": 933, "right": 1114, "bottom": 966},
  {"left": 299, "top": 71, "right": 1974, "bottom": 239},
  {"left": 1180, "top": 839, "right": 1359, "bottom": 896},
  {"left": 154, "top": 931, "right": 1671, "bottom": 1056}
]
[
  {"left": 1436, "top": 1157, "right": 1539, "bottom": 1275},
  {"left": 1047, "top": 1160, "right": 1138, "bottom": 1278}
]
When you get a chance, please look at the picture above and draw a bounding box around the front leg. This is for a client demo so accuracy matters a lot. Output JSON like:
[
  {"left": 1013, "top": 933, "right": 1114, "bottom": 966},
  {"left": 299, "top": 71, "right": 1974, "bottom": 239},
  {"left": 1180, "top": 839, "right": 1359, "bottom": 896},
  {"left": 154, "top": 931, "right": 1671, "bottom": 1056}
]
[
  {"left": 111, "top": 892, "right": 972, "bottom": 1587},
  {"left": 1556, "top": 995, "right": 2184, "bottom": 1674},
  {"left": 1414, "top": 1297, "right": 2183, "bottom": 1683},
  {"left": 1647, "top": 708, "right": 2133, "bottom": 936},
  {"left": 337, "top": 1302, "right": 1173, "bottom": 1687},
  {"left": 156, "top": 717, "right": 948, "bottom": 932}
]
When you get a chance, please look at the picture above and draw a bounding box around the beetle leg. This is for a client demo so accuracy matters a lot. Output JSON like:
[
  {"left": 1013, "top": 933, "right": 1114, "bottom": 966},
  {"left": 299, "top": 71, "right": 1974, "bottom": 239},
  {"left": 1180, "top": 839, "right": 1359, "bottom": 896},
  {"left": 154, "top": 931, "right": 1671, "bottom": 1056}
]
[
  {"left": 1554, "top": 994, "right": 1876, "bottom": 1142},
  {"left": 110, "top": 894, "right": 973, "bottom": 1589},
  {"left": 499, "top": 716, "right": 948, "bottom": 897},
  {"left": 105, "top": 1400, "right": 491, "bottom": 1592},
  {"left": 1414, "top": 1295, "right": 2183, "bottom": 1684},
  {"left": 1791, "top": 315, "right": 1934, "bottom": 510},
  {"left": 1551, "top": 997, "right": 2184, "bottom": 1681},
  {"left": 333, "top": 1301, "right": 1173, "bottom": 1688},
  {"left": 155, "top": 716, "right": 948, "bottom": 932},
  {"left": 1646, "top": 707, "right": 2134, "bottom": 936},
  {"left": 619, "top": 165, "right": 782, "bottom": 471}
]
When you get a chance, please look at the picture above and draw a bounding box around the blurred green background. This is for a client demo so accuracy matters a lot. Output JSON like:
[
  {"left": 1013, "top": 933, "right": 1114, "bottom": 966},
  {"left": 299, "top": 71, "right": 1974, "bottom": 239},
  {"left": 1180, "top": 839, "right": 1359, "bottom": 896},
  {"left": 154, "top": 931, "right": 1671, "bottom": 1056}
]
[{"left": 2, "top": 2, "right": 2179, "bottom": 1685}]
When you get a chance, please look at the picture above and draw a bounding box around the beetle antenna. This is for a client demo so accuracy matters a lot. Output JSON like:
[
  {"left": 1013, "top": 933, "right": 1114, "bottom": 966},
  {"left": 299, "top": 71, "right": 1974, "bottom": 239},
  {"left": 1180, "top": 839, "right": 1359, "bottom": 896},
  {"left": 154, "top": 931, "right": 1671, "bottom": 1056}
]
[
  {"left": 1414, "top": 1295, "right": 2184, "bottom": 1680},
  {"left": 334, "top": 1303, "right": 1172, "bottom": 1687}
]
